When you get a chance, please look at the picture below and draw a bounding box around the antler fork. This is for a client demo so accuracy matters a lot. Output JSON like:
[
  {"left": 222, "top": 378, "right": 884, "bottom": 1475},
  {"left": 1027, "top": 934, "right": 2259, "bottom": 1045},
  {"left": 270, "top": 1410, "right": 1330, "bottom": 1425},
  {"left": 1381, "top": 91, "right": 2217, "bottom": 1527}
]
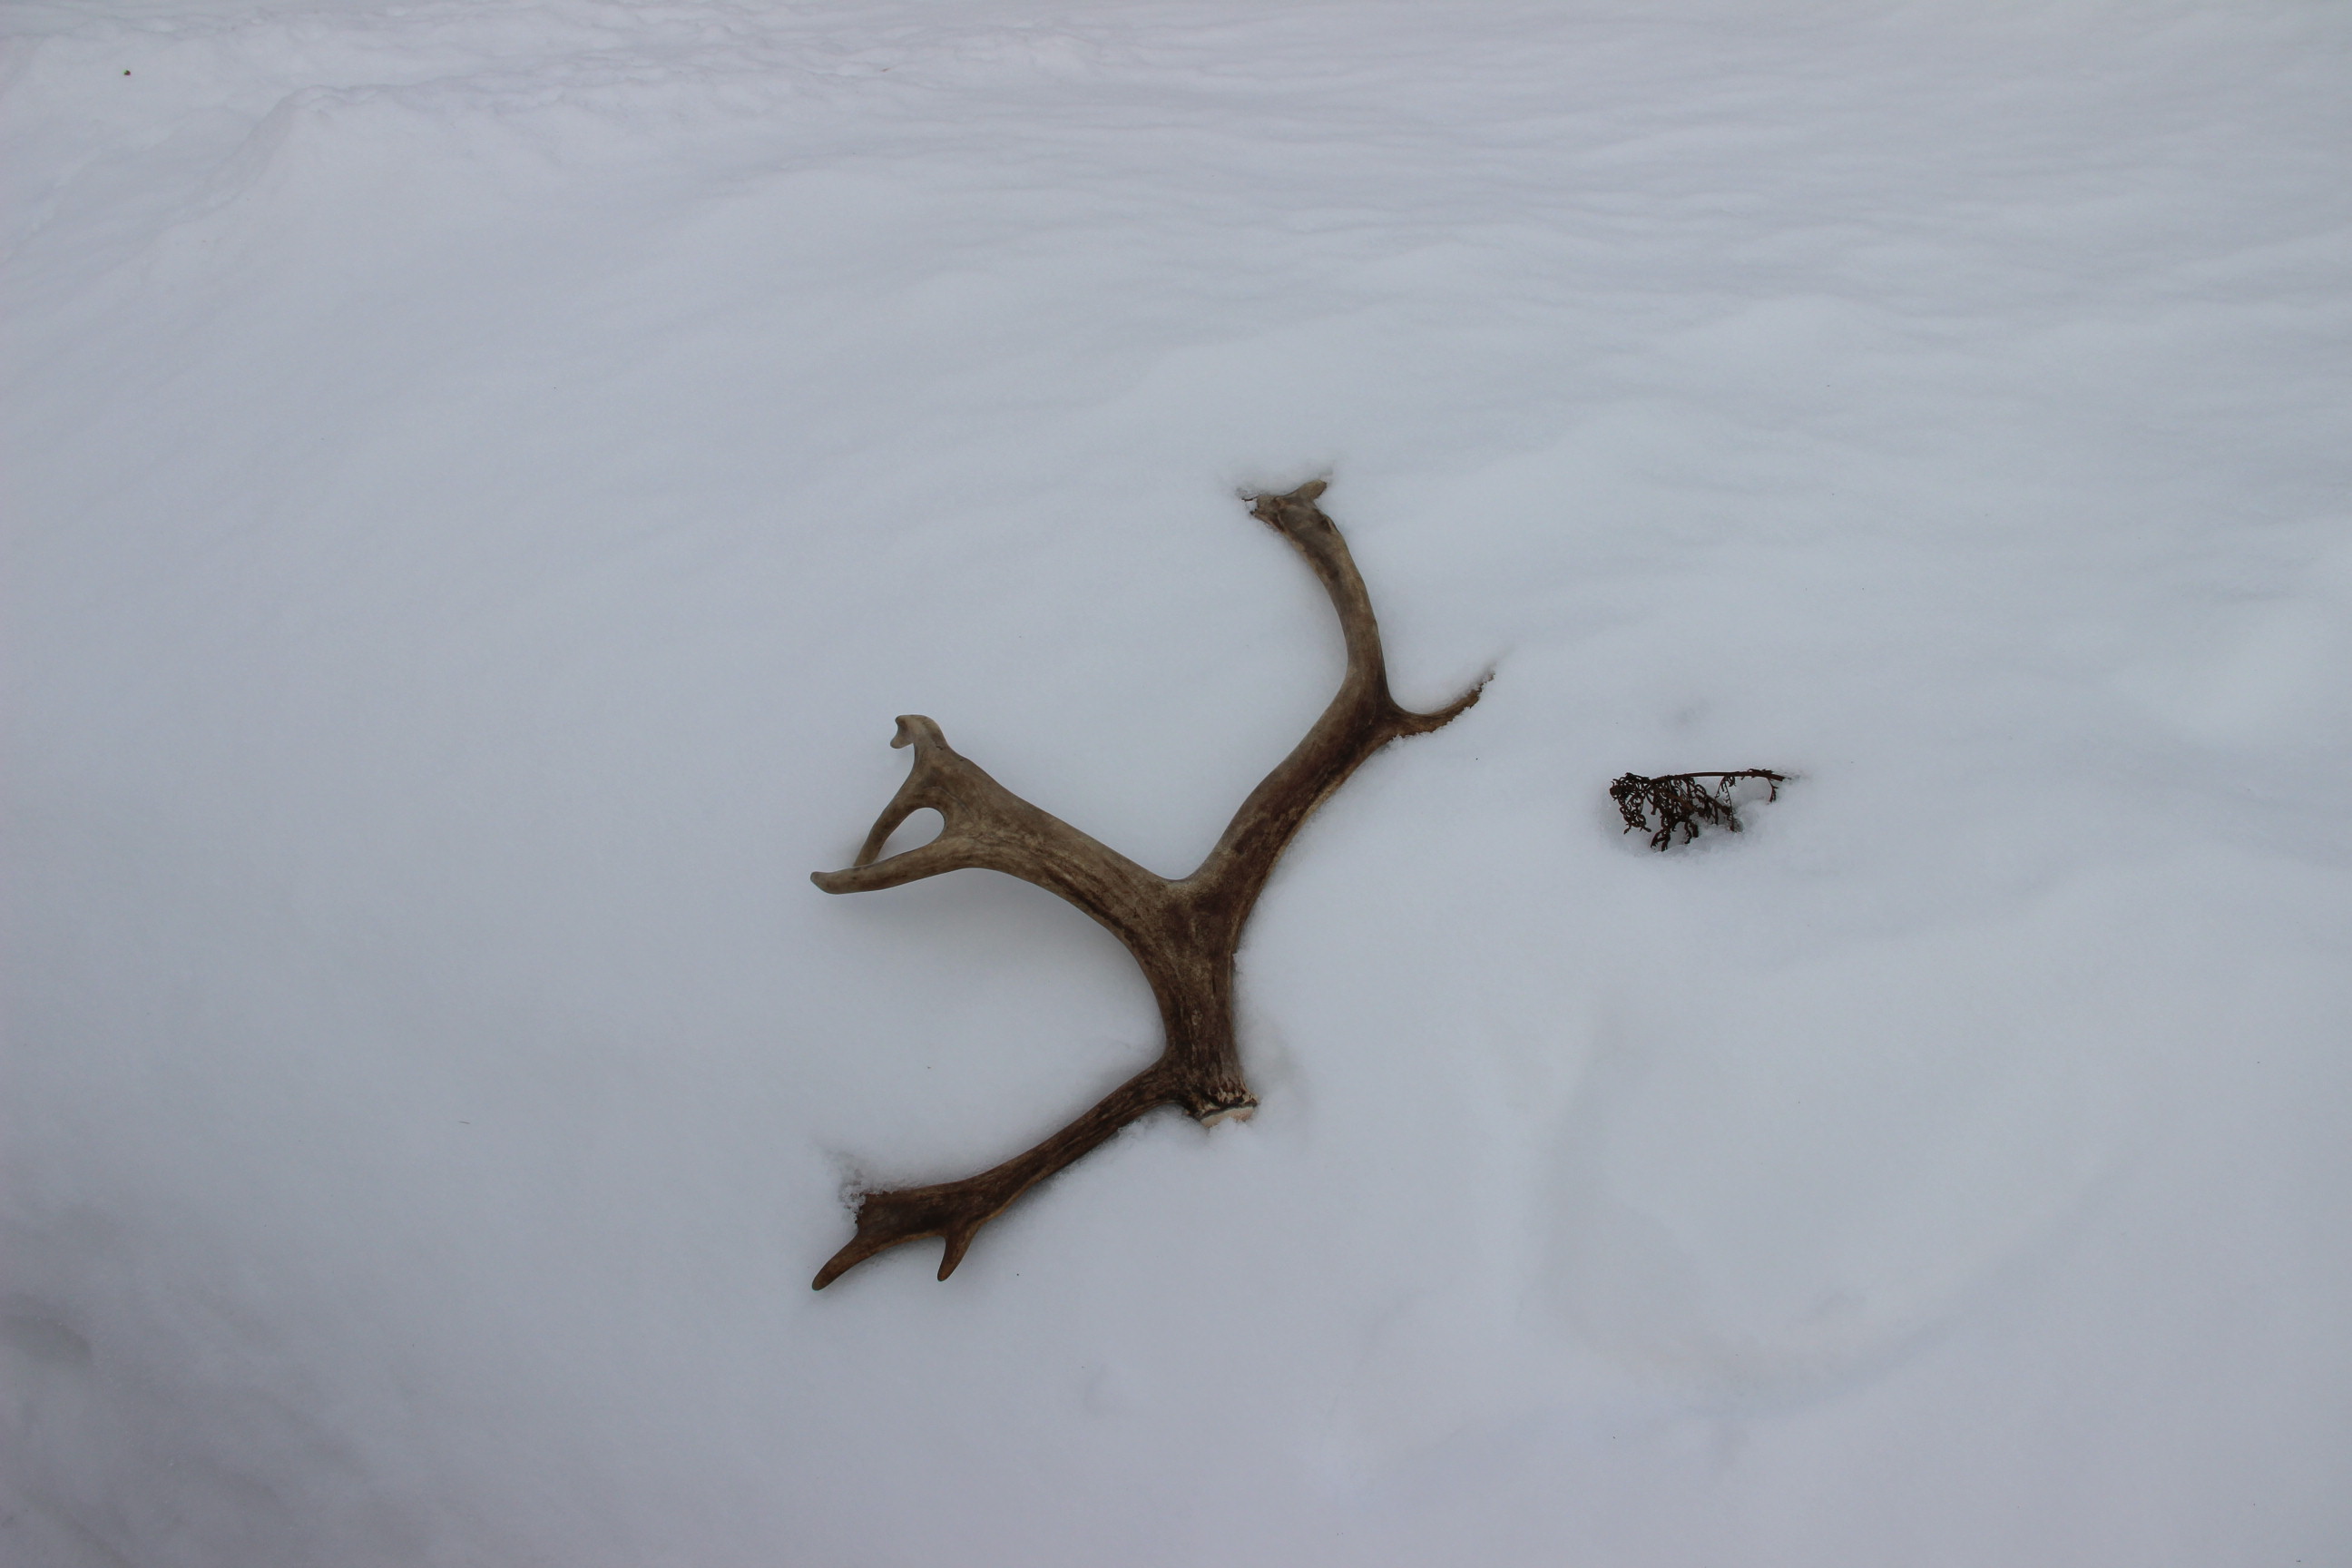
[{"left": 809, "top": 480, "right": 1484, "bottom": 1288}]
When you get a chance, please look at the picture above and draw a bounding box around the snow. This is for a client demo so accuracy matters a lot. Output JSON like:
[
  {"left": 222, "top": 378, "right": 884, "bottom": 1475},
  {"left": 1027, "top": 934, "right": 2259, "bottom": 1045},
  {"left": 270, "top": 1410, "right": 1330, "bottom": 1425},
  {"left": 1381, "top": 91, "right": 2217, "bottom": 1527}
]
[{"left": 5, "top": 2, "right": 2349, "bottom": 1563}]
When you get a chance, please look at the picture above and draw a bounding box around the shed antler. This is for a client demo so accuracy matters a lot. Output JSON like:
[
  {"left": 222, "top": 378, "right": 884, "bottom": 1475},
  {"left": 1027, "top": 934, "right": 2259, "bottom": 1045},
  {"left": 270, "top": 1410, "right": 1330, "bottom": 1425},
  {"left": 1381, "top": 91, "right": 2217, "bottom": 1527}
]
[{"left": 809, "top": 480, "right": 1483, "bottom": 1288}]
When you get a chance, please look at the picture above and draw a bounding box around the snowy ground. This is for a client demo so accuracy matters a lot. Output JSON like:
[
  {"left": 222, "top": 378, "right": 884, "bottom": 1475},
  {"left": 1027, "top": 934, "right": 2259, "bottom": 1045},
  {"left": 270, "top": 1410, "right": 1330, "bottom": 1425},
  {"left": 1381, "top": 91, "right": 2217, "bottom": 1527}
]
[{"left": 5, "top": 2, "right": 2350, "bottom": 1563}]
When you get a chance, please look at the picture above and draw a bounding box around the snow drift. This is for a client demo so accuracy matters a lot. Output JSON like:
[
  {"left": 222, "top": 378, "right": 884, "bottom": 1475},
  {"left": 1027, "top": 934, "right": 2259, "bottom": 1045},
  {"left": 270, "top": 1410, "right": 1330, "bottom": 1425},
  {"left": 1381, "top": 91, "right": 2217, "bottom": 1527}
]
[{"left": 5, "top": 3, "right": 2348, "bottom": 1564}]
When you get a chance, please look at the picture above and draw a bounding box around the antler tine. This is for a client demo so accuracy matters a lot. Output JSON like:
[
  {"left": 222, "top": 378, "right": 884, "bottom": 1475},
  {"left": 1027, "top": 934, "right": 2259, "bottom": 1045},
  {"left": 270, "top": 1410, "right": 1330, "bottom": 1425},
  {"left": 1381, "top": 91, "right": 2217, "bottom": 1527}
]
[
  {"left": 1195, "top": 481, "right": 1485, "bottom": 897},
  {"left": 806, "top": 718, "right": 969, "bottom": 894},
  {"left": 811, "top": 717, "right": 1163, "bottom": 918},
  {"left": 811, "top": 1063, "right": 1177, "bottom": 1289},
  {"left": 807, "top": 478, "right": 1483, "bottom": 1288}
]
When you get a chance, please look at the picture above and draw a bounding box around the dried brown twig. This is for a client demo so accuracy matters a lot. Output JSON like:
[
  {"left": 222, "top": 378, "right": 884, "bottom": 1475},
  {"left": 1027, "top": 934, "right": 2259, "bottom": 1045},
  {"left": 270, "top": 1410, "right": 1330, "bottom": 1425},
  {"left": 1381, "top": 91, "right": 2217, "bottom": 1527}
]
[
  {"left": 1610, "top": 769, "right": 1789, "bottom": 850},
  {"left": 808, "top": 479, "right": 1485, "bottom": 1289}
]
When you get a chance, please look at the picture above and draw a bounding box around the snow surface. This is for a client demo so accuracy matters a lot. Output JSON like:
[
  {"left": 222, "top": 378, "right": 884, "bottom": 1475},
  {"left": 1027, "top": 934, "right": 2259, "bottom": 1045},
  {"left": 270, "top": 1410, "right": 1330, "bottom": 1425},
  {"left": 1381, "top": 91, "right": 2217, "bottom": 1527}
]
[{"left": 5, "top": 2, "right": 2350, "bottom": 1563}]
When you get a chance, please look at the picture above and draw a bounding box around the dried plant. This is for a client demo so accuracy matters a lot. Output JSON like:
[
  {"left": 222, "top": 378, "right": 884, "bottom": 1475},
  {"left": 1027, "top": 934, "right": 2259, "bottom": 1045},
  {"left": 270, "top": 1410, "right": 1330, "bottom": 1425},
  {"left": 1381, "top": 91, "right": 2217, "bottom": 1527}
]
[
  {"left": 1610, "top": 769, "right": 1788, "bottom": 850},
  {"left": 808, "top": 479, "right": 1485, "bottom": 1288}
]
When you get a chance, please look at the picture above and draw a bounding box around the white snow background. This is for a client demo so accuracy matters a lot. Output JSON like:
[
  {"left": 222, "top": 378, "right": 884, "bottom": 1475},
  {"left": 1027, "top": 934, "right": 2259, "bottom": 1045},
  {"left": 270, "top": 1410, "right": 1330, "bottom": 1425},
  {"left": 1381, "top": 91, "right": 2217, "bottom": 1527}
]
[{"left": 5, "top": 2, "right": 2349, "bottom": 1563}]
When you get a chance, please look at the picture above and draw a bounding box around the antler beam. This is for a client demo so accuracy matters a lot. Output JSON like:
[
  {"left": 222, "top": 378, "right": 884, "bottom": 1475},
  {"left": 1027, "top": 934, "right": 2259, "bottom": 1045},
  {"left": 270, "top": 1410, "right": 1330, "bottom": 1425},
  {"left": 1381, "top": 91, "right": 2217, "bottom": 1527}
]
[{"left": 810, "top": 480, "right": 1483, "bottom": 1289}]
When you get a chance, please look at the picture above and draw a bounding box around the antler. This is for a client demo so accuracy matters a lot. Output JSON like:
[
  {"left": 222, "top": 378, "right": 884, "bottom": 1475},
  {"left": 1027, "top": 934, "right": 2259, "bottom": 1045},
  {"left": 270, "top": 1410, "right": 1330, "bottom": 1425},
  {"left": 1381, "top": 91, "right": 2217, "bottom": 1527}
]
[{"left": 809, "top": 479, "right": 1484, "bottom": 1288}]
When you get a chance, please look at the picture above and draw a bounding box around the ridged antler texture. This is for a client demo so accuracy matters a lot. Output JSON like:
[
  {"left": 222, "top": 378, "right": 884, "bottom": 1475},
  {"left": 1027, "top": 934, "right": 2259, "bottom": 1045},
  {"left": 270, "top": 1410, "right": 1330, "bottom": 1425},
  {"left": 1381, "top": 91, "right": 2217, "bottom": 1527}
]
[{"left": 809, "top": 480, "right": 1483, "bottom": 1288}]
